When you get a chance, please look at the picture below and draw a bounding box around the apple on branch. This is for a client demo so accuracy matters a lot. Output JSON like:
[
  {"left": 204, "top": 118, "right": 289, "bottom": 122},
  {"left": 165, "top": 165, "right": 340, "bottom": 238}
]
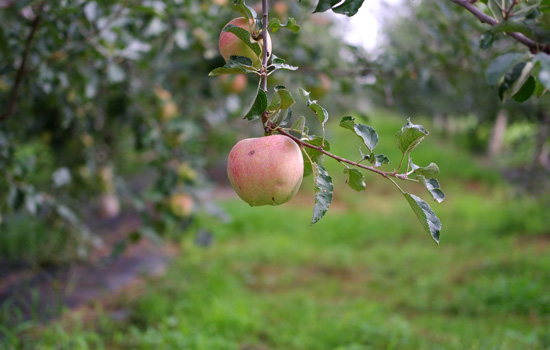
[
  {"left": 227, "top": 135, "right": 304, "bottom": 206},
  {"left": 218, "top": 17, "right": 272, "bottom": 68}
]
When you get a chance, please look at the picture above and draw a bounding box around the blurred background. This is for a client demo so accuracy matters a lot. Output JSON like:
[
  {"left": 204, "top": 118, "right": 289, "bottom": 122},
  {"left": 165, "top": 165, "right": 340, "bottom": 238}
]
[{"left": 0, "top": 0, "right": 549, "bottom": 349}]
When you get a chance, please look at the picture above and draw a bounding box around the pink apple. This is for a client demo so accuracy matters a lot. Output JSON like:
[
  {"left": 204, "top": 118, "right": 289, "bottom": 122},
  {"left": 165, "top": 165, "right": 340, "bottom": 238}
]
[
  {"left": 218, "top": 17, "right": 272, "bottom": 68},
  {"left": 227, "top": 135, "right": 304, "bottom": 206}
]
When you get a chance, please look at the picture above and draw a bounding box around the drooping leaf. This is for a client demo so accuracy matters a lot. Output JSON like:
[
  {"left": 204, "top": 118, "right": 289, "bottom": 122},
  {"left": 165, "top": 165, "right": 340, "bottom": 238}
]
[
  {"left": 208, "top": 56, "right": 256, "bottom": 76},
  {"left": 269, "top": 55, "right": 299, "bottom": 72},
  {"left": 512, "top": 75, "right": 536, "bottom": 102},
  {"left": 313, "top": 0, "right": 364, "bottom": 16},
  {"left": 332, "top": 0, "right": 365, "bottom": 16},
  {"left": 404, "top": 193, "right": 441, "bottom": 244},
  {"left": 412, "top": 162, "right": 440, "bottom": 176},
  {"left": 395, "top": 119, "right": 428, "bottom": 155},
  {"left": 535, "top": 52, "right": 550, "bottom": 90},
  {"left": 479, "top": 31, "right": 494, "bottom": 50},
  {"left": 313, "top": 0, "right": 341, "bottom": 13},
  {"left": 344, "top": 168, "right": 366, "bottom": 191},
  {"left": 223, "top": 25, "right": 261, "bottom": 56},
  {"left": 419, "top": 176, "right": 445, "bottom": 203},
  {"left": 279, "top": 107, "right": 293, "bottom": 127},
  {"left": 291, "top": 115, "right": 306, "bottom": 134},
  {"left": 273, "top": 85, "right": 295, "bottom": 110},
  {"left": 485, "top": 53, "right": 526, "bottom": 86},
  {"left": 267, "top": 17, "right": 301, "bottom": 33},
  {"left": 339, "top": 116, "right": 379, "bottom": 153},
  {"left": 498, "top": 61, "right": 534, "bottom": 102},
  {"left": 373, "top": 154, "right": 390, "bottom": 167},
  {"left": 231, "top": 0, "right": 257, "bottom": 21},
  {"left": 312, "top": 164, "right": 333, "bottom": 224},
  {"left": 490, "top": 21, "right": 534, "bottom": 39},
  {"left": 304, "top": 136, "right": 330, "bottom": 166},
  {"left": 243, "top": 88, "right": 267, "bottom": 121},
  {"left": 300, "top": 88, "right": 329, "bottom": 126}
]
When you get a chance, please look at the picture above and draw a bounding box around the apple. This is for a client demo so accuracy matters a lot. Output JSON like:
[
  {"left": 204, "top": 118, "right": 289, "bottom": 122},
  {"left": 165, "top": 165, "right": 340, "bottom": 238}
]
[
  {"left": 100, "top": 194, "right": 120, "bottom": 219},
  {"left": 305, "top": 73, "right": 331, "bottom": 99},
  {"left": 169, "top": 194, "right": 194, "bottom": 218},
  {"left": 273, "top": 1, "right": 289, "bottom": 19},
  {"left": 227, "top": 135, "right": 304, "bottom": 206},
  {"left": 219, "top": 74, "right": 247, "bottom": 94},
  {"left": 219, "top": 17, "right": 272, "bottom": 68}
]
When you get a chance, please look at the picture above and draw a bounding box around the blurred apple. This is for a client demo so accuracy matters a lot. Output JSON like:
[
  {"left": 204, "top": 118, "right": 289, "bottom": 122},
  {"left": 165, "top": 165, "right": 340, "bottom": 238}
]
[
  {"left": 169, "top": 194, "right": 194, "bottom": 218},
  {"left": 219, "top": 74, "right": 247, "bottom": 94},
  {"left": 219, "top": 17, "right": 272, "bottom": 68},
  {"left": 100, "top": 194, "right": 120, "bottom": 219}
]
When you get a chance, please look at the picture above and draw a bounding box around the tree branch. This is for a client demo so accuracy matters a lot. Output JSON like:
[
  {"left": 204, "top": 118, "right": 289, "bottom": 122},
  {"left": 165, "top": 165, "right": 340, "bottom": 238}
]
[
  {"left": 0, "top": 1, "right": 45, "bottom": 121},
  {"left": 274, "top": 127, "right": 409, "bottom": 180},
  {"left": 449, "top": 0, "right": 550, "bottom": 55},
  {"left": 260, "top": 0, "right": 270, "bottom": 127}
]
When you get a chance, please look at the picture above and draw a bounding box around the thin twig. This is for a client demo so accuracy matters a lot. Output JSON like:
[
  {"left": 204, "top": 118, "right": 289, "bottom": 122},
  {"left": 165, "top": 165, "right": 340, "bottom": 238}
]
[
  {"left": 504, "top": 0, "right": 519, "bottom": 19},
  {"left": 449, "top": 0, "right": 550, "bottom": 55},
  {"left": 275, "top": 127, "right": 409, "bottom": 180},
  {"left": 0, "top": 0, "right": 46, "bottom": 121}
]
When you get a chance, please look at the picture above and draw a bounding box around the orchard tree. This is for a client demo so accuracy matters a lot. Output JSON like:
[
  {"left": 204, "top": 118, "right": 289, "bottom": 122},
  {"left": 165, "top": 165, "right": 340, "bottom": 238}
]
[{"left": 0, "top": 0, "right": 369, "bottom": 263}]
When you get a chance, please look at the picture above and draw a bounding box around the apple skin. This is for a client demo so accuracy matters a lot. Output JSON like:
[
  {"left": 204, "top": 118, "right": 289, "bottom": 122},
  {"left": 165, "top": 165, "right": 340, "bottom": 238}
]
[
  {"left": 227, "top": 135, "right": 304, "bottom": 206},
  {"left": 219, "top": 17, "right": 272, "bottom": 68}
]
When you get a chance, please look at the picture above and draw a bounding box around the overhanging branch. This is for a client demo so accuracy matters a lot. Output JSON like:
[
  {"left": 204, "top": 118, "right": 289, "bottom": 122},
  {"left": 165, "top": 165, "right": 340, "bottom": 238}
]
[{"left": 448, "top": 0, "right": 550, "bottom": 55}]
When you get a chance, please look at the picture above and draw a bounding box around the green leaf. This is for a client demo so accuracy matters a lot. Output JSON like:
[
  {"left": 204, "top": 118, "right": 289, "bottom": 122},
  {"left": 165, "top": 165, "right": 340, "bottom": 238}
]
[
  {"left": 498, "top": 62, "right": 534, "bottom": 102},
  {"left": 535, "top": 52, "right": 550, "bottom": 90},
  {"left": 534, "top": 77, "right": 547, "bottom": 98},
  {"left": 231, "top": 0, "right": 257, "bottom": 20},
  {"left": 512, "top": 75, "right": 536, "bottom": 102},
  {"left": 412, "top": 162, "right": 440, "bottom": 176},
  {"left": 404, "top": 193, "right": 441, "bottom": 244},
  {"left": 312, "top": 164, "right": 333, "bottom": 224},
  {"left": 279, "top": 107, "right": 293, "bottom": 127},
  {"left": 419, "top": 176, "right": 445, "bottom": 203},
  {"left": 300, "top": 88, "right": 329, "bottom": 126},
  {"left": 339, "top": 116, "right": 379, "bottom": 153},
  {"left": 267, "top": 17, "right": 301, "bottom": 33},
  {"left": 395, "top": 119, "right": 428, "bottom": 155},
  {"left": 344, "top": 168, "right": 366, "bottom": 191},
  {"left": 313, "top": 0, "right": 341, "bottom": 13},
  {"left": 244, "top": 88, "right": 267, "bottom": 121},
  {"left": 485, "top": 53, "right": 526, "bottom": 86},
  {"left": 372, "top": 154, "right": 390, "bottom": 167},
  {"left": 305, "top": 136, "right": 330, "bottom": 166},
  {"left": 339, "top": 115, "right": 355, "bottom": 130},
  {"left": 490, "top": 20, "right": 534, "bottom": 39},
  {"left": 269, "top": 55, "right": 299, "bottom": 72},
  {"left": 291, "top": 115, "right": 306, "bottom": 134},
  {"left": 332, "top": 0, "right": 365, "bottom": 16},
  {"left": 208, "top": 56, "right": 256, "bottom": 76},
  {"left": 487, "top": 0, "right": 504, "bottom": 22},
  {"left": 479, "top": 31, "right": 494, "bottom": 50},
  {"left": 274, "top": 85, "right": 295, "bottom": 110},
  {"left": 223, "top": 25, "right": 262, "bottom": 56}
]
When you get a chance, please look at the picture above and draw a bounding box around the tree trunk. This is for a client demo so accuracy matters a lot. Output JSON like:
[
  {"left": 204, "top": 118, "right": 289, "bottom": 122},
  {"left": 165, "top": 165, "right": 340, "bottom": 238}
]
[
  {"left": 527, "top": 108, "right": 550, "bottom": 192},
  {"left": 488, "top": 109, "right": 508, "bottom": 159}
]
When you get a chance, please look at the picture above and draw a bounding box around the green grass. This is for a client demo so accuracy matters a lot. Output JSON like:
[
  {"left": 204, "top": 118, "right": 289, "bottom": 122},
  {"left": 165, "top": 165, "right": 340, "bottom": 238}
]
[{"left": 3, "top": 111, "right": 550, "bottom": 350}]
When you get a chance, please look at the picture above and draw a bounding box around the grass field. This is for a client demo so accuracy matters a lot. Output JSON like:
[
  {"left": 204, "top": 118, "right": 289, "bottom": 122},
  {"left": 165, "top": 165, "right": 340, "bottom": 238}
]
[{"left": 3, "top": 111, "right": 550, "bottom": 350}]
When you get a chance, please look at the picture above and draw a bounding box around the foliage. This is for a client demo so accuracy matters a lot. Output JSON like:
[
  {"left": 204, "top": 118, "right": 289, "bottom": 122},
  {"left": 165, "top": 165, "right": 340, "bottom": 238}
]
[
  {"left": 0, "top": 0, "right": 361, "bottom": 261},
  {"left": 210, "top": 1, "right": 446, "bottom": 243}
]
